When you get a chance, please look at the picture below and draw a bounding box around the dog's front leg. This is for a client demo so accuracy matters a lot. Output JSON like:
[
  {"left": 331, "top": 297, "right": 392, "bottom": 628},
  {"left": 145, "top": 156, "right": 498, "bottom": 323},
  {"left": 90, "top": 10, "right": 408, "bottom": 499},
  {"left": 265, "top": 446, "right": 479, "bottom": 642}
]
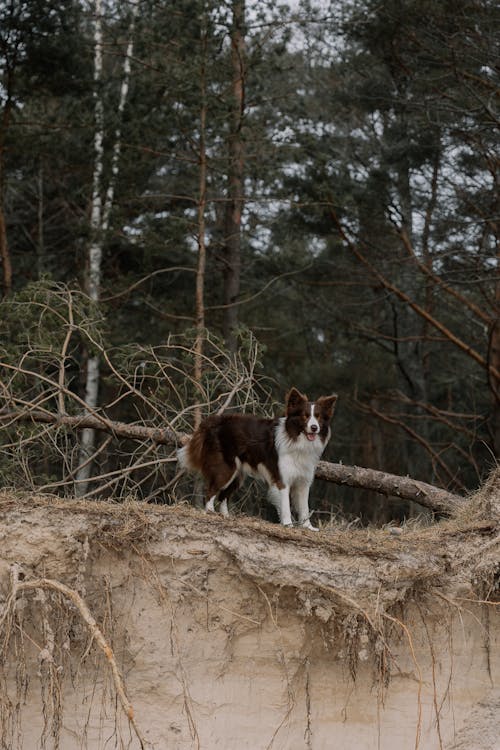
[
  {"left": 291, "top": 481, "right": 318, "bottom": 531},
  {"left": 268, "top": 485, "right": 293, "bottom": 527}
]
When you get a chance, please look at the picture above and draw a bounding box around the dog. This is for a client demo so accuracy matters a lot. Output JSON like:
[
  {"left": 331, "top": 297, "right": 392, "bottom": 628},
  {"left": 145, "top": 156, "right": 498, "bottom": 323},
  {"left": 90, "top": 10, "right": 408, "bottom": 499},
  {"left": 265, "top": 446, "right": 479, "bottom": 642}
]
[{"left": 177, "top": 388, "right": 337, "bottom": 530}]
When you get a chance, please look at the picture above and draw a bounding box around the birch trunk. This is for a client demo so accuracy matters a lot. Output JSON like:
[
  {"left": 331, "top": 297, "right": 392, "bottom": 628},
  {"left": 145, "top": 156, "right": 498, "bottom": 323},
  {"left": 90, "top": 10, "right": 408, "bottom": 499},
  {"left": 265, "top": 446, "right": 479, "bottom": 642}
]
[{"left": 76, "top": 0, "right": 138, "bottom": 495}]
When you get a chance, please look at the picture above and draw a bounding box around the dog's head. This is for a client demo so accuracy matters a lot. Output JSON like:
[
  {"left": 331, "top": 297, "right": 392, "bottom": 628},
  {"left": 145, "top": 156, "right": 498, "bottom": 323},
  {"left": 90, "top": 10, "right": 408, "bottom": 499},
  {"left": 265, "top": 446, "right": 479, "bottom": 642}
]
[{"left": 285, "top": 387, "right": 337, "bottom": 443}]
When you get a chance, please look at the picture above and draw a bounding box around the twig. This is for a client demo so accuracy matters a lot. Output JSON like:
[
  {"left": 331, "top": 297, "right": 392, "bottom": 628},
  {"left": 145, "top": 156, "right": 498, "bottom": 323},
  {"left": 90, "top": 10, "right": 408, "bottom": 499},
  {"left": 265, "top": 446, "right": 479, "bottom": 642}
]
[
  {"left": 57, "top": 291, "right": 75, "bottom": 415},
  {"left": 216, "top": 375, "right": 246, "bottom": 414}
]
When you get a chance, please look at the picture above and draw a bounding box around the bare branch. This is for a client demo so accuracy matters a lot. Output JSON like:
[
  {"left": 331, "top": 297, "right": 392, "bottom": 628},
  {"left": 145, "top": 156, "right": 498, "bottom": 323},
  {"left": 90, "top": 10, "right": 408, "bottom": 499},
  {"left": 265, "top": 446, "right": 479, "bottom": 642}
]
[
  {"left": 330, "top": 206, "right": 500, "bottom": 380},
  {"left": 397, "top": 226, "right": 492, "bottom": 326},
  {"left": 314, "top": 461, "right": 464, "bottom": 516}
]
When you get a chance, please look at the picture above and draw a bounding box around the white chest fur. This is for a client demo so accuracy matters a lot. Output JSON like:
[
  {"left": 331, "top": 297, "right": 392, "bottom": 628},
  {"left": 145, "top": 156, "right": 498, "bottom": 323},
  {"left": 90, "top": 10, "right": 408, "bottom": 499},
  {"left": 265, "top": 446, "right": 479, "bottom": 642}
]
[{"left": 274, "top": 418, "right": 328, "bottom": 486}]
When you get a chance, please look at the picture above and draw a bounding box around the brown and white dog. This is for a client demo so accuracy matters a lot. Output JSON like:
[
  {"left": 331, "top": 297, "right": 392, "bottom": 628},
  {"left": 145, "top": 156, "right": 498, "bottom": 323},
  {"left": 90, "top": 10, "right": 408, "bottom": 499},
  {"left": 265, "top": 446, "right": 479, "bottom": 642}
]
[{"left": 177, "top": 388, "right": 337, "bottom": 530}]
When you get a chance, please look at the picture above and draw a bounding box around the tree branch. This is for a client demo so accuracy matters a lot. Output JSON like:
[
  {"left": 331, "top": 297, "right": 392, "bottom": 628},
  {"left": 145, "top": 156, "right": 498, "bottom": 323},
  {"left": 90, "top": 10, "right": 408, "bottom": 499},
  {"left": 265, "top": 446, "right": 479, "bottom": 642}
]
[
  {"left": 314, "top": 461, "right": 463, "bottom": 515},
  {"left": 329, "top": 207, "right": 500, "bottom": 381}
]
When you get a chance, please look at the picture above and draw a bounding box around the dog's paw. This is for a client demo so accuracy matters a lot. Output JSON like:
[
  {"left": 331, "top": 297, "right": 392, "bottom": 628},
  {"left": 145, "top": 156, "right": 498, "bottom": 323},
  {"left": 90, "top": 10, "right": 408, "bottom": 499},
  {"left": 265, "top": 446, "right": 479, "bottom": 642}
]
[
  {"left": 205, "top": 498, "right": 216, "bottom": 513},
  {"left": 300, "top": 519, "right": 318, "bottom": 531}
]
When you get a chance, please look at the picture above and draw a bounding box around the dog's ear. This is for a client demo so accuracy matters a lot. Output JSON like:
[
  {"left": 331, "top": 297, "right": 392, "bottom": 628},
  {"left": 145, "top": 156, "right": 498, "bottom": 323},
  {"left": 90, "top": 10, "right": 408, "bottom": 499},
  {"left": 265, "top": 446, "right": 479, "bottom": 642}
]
[
  {"left": 316, "top": 394, "right": 338, "bottom": 419},
  {"left": 285, "top": 387, "right": 308, "bottom": 414}
]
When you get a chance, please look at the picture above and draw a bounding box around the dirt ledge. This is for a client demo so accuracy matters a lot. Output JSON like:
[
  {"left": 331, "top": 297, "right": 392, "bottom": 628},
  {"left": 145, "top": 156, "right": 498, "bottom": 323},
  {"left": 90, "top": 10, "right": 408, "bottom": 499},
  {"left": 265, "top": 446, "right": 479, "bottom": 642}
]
[{"left": 0, "top": 478, "right": 498, "bottom": 749}]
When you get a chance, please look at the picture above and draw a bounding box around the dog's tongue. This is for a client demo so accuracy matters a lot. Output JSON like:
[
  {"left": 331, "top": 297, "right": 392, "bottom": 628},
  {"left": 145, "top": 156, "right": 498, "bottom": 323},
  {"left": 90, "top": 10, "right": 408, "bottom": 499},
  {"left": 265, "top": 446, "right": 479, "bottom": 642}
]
[{"left": 306, "top": 433, "right": 317, "bottom": 441}]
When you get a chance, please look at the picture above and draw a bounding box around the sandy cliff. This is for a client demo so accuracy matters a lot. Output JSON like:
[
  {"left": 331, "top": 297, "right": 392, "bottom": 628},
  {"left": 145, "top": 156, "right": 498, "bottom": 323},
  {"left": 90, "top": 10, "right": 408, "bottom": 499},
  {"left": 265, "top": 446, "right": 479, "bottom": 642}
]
[{"left": 0, "top": 475, "right": 498, "bottom": 749}]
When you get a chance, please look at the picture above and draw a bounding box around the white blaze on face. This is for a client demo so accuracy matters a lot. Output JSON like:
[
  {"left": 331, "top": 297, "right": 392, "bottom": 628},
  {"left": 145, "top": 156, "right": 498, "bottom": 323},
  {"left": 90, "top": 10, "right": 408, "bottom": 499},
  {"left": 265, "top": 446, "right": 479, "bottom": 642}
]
[{"left": 306, "top": 403, "right": 320, "bottom": 441}]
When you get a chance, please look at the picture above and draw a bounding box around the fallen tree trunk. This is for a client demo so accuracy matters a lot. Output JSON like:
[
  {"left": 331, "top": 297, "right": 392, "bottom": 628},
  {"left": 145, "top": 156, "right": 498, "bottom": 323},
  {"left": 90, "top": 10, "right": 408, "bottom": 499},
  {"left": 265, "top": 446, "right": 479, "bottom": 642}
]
[
  {"left": 1, "top": 409, "right": 465, "bottom": 514},
  {"left": 315, "top": 461, "right": 464, "bottom": 515}
]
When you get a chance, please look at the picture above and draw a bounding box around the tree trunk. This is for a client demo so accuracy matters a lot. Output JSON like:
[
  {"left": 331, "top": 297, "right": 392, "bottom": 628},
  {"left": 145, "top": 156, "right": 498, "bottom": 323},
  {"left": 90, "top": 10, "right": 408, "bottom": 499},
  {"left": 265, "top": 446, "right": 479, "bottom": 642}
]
[
  {"left": 488, "top": 293, "right": 500, "bottom": 458},
  {"left": 488, "top": 150, "right": 500, "bottom": 457},
  {"left": 0, "top": 83, "right": 13, "bottom": 297},
  {"left": 0, "top": 208, "right": 11, "bottom": 297},
  {"left": 36, "top": 163, "right": 45, "bottom": 279},
  {"left": 75, "top": 0, "right": 105, "bottom": 495},
  {"left": 76, "top": 0, "right": 138, "bottom": 494},
  {"left": 223, "top": 0, "right": 245, "bottom": 354},
  {"left": 193, "top": 15, "right": 208, "bottom": 430}
]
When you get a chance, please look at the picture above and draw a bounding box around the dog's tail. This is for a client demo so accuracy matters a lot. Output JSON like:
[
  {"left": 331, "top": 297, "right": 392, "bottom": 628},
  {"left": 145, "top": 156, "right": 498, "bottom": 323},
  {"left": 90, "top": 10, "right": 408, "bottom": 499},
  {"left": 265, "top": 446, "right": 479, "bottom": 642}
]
[
  {"left": 176, "top": 430, "right": 190, "bottom": 471},
  {"left": 176, "top": 443, "right": 192, "bottom": 471},
  {"left": 176, "top": 426, "right": 205, "bottom": 473}
]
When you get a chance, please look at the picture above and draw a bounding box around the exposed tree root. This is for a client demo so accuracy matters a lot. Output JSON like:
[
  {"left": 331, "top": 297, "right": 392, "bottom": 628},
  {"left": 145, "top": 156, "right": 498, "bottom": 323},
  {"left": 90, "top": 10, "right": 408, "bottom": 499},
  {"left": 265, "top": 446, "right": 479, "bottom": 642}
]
[{"left": 0, "top": 565, "right": 148, "bottom": 749}]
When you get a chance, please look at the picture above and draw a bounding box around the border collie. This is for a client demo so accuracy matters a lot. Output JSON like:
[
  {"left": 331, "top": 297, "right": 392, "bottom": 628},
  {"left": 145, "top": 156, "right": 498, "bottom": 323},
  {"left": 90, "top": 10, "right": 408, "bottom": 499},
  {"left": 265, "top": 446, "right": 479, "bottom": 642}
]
[{"left": 177, "top": 388, "right": 337, "bottom": 530}]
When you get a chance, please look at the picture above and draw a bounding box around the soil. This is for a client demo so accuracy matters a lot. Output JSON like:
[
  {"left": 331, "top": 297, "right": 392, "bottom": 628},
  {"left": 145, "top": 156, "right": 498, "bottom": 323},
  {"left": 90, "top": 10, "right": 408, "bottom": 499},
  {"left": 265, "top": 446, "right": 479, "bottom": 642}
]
[{"left": 0, "top": 473, "right": 498, "bottom": 750}]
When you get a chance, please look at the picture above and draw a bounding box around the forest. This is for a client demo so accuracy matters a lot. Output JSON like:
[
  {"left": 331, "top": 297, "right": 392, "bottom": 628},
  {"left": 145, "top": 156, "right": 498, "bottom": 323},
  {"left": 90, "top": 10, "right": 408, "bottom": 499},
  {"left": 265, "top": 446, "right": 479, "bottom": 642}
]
[{"left": 0, "top": 0, "right": 499, "bottom": 523}]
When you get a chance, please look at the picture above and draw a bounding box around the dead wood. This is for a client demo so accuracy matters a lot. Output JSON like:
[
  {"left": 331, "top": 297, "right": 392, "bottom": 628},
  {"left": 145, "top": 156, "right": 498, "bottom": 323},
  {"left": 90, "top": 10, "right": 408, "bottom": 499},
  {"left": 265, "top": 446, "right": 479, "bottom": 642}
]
[
  {"left": 315, "top": 461, "right": 464, "bottom": 515},
  {"left": 1, "top": 408, "right": 465, "bottom": 514}
]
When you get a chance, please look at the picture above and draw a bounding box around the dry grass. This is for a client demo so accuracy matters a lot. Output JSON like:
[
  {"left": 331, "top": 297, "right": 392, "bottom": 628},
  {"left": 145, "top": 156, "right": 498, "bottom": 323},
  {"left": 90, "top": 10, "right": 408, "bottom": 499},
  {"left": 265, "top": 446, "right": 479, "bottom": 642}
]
[{"left": 0, "top": 469, "right": 498, "bottom": 566}]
